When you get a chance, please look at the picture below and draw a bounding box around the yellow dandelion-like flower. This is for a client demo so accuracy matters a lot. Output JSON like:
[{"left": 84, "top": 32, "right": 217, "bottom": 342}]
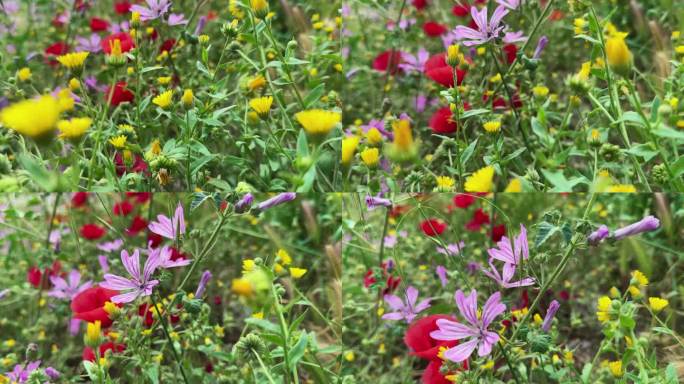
[
  {"left": 648, "top": 297, "right": 668, "bottom": 312},
  {"left": 631, "top": 270, "right": 649, "bottom": 287},
  {"left": 607, "top": 184, "right": 637, "bottom": 193},
  {"left": 276, "top": 249, "right": 292, "bottom": 265},
  {"left": 596, "top": 295, "right": 612, "bottom": 323},
  {"left": 17, "top": 67, "right": 32, "bottom": 81},
  {"left": 366, "top": 127, "right": 383, "bottom": 145},
  {"left": 608, "top": 360, "right": 623, "bottom": 377},
  {"left": 157, "top": 76, "right": 172, "bottom": 85},
  {"left": 109, "top": 135, "right": 128, "bottom": 149},
  {"left": 249, "top": 96, "right": 274, "bottom": 118},
  {"left": 533, "top": 85, "right": 549, "bottom": 98},
  {"left": 152, "top": 90, "right": 173, "bottom": 109},
  {"left": 242, "top": 259, "right": 255, "bottom": 272},
  {"left": 181, "top": 89, "right": 194, "bottom": 107},
  {"left": 392, "top": 118, "right": 413, "bottom": 151},
  {"left": 504, "top": 178, "right": 522, "bottom": 192},
  {"left": 361, "top": 147, "right": 380, "bottom": 167},
  {"left": 342, "top": 136, "right": 360, "bottom": 166},
  {"left": 483, "top": 120, "right": 502, "bottom": 133},
  {"left": 57, "top": 52, "right": 89, "bottom": 70},
  {"left": 289, "top": 267, "right": 307, "bottom": 279},
  {"left": 248, "top": 75, "right": 266, "bottom": 90},
  {"left": 0, "top": 95, "right": 61, "bottom": 138},
  {"left": 605, "top": 33, "right": 633, "bottom": 76},
  {"left": 57, "top": 117, "right": 92, "bottom": 139},
  {"left": 295, "top": 109, "right": 341, "bottom": 137},
  {"left": 465, "top": 165, "right": 495, "bottom": 193},
  {"left": 231, "top": 278, "right": 253, "bottom": 297}
]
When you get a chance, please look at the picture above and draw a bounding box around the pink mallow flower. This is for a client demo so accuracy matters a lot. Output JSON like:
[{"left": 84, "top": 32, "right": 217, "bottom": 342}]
[
  {"left": 452, "top": 6, "right": 509, "bottom": 46},
  {"left": 430, "top": 290, "right": 506, "bottom": 362},
  {"left": 382, "top": 285, "right": 432, "bottom": 324},
  {"left": 487, "top": 224, "right": 529, "bottom": 266},
  {"left": 48, "top": 270, "right": 92, "bottom": 300},
  {"left": 148, "top": 202, "right": 186, "bottom": 240},
  {"left": 100, "top": 249, "right": 160, "bottom": 303}
]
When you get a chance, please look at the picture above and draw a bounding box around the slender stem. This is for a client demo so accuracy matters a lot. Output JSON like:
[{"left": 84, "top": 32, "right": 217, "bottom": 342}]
[
  {"left": 499, "top": 344, "right": 522, "bottom": 384},
  {"left": 151, "top": 294, "right": 190, "bottom": 384}
]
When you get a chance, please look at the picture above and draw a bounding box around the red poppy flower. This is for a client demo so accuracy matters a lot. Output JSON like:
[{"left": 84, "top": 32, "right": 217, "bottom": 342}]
[
  {"left": 384, "top": 275, "right": 401, "bottom": 295},
  {"left": 170, "top": 247, "right": 191, "bottom": 262},
  {"left": 420, "top": 219, "right": 447, "bottom": 237},
  {"left": 138, "top": 303, "right": 155, "bottom": 327},
  {"left": 71, "top": 286, "right": 119, "bottom": 327},
  {"left": 45, "top": 42, "right": 69, "bottom": 56},
  {"left": 113, "top": 152, "right": 148, "bottom": 177},
  {"left": 372, "top": 50, "right": 403, "bottom": 74},
  {"left": 101, "top": 32, "right": 135, "bottom": 54},
  {"left": 404, "top": 314, "right": 463, "bottom": 384},
  {"left": 71, "top": 192, "right": 89, "bottom": 208},
  {"left": 423, "top": 21, "right": 448, "bottom": 37},
  {"left": 429, "top": 107, "right": 457, "bottom": 134},
  {"left": 424, "top": 53, "right": 466, "bottom": 88},
  {"left": 105, "top": 82, "right": 134, "bottom": 106},
  {"left": 83, "top": 342, "right": 125, "bottom": 361},
  {"left": 490, "top": 224, "right": 506, "bottom": 242},
  {"left": 465, "top": 208, "right": 490, "bottom": 231},
  {"left": 160, "top": 39, "right": 176, "bottom": 53},
  {"left": 503, "top": 44, "right": 517, "bottom": 65},
  {"left": 412, "top": 0, "right": 429, "bottom": 10},
  {"left": 113, "top": 201, "right": 133, "bottom": 216},
  {"left": 126, "top": 192, "right": 151, "bottom": 204},
  {"left": 125, "top": 216, "right": 148, "bottom": 236},
  {"left": 453, "top": 194, "right": 475, "bottom": 209},
  {"left": 114, "top": 1, "right": 131, "bottom": 14},
  {"left": 452, "top": 4, "right": 469, "bottom": 17},
  {"left": 363, "top": 269, "right": 376, "bottom": 288},
  {"left": 148, "top": 232, "right": 163, "bottom": 248},
  {"left": 27, "top": 261, "right": 61, "bottom": 289},
  {"left": 80, "top": 224, "right": 106, "bottom": 240},
  {"left": 90, "top": 17, "right": 110, "bottom": 32}
]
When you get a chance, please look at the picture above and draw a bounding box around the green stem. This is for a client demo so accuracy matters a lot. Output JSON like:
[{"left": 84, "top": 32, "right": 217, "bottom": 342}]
[{"left": 151, "top": 294, "right": 190, "bottom": 384}]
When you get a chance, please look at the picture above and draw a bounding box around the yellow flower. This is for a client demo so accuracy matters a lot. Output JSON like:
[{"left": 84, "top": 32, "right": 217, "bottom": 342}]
[
  {"left": 607, "top": 184, "right": 636, "bottom": 193},
  {"left": 242, "top": 259, "right": 255, "bottom": 272},
  {"left": 109, "top": 135, "right": 128, "bottom": 149},
  {"left": 573, "top": 18, "right": 586, "bottom": 35},
  {"left": 532, "top": 85, "right": 549, "bottom": 99},
  {"left": 344, "top": 351, "right": 355, "bottom": 362},
  {"left": 465, "top": 165, "right": 495, "bottom": 193},
  {"left": 435, "top": 176, "right": 455, "bottom": 192},
  {"left": 199, "top": 35, "right": 210, "bottom": 45},
  {"left": 648, "top": 297, "right": 668, "bottom": 312},
  {"left": 342, "top": 136, "right": 360, "bottom": 166},
  {"left": 605, "top": 33, "right": 633, "bottom": 76},
  {"left": 181, "top": 89, "right": 194, "bottom": 106},
  {"left": 674, "top": 45, "right": 684, "bottom": 55},
  {"left": 628, "top": 285, "right": 642, "bottom": 298},
  {"left": 504, "top": 178, "right": 522, "bottom": 192},
  {"left": 361, "top": 147, "right": 379, "bottom": 167},
  {"left": 157, "top": 76, "right": 172, "bottom": 85},
  {"left": 17, "top": 67, "right": 31, "bottom": 81},
  {"left": 596, "top": 295, "right": 612, "bottom": 323},
  {"left": 289, "top": 267, "right": 307, "bottom": 279},
  {"left": 57, "top": 52, "right": 89, "bottom": 71},
  {"left": 69, "top": 78, "right": 81, "bottom": 91},
  {"left": 609, "top": 286, "right": 620, "bottom": 298},
  {"left": 447, "top": 44, "right": 460, "bottom": 66},
  {"left": 103, "top": 301, "right": 120, "bottom": 317},
  {"left": 248, "top": 75, "right": 266, "bottom": 91},
  {"left": 392, "top": 118, "right": 413, "bottom": 151},
  {"left": 366, "top": 127, "right": 383, "bottom": 145},
  {"left": 631, "top": 270, "right": 649, "bottom": 287},
  {"left": 231, "top": 278, "right": 253, "bottom": 297},
  {"left": 57, "top": 89, "right": 75, "bottom": 112},
  {"left": 276, "top": 249, "right": 292, "bottom": 265},
  {"left": 252, "top": 312, "right": 264, "bottom": 319},
  {"left": 250, "top": 0, "right": 269, "bottom": 17},
  {"left": 153, "top": 90, "right": 173, "bottom": 109},
  {"left": 57, "top": 117, "right": 92, "bottom": 139},
  {"left": 295, "top": 109, "right": 341, "bottom": 137},
  {"left": 85, "top": 320, "right": 102, "bottom": 347},
  {"left": 608, "top": 360, "right": 623, "bottom": 377},
  {"left": 483, "top": 120, "right": 501, "bottom": 133},
  {"left": 0, "top": 95, "right": 61, "bottom": 138},
  {"left": 249, "top": 96, "right": 274, "bottom": 118}
]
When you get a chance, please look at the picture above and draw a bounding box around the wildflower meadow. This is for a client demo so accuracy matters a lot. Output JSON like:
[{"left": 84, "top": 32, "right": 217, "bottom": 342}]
[
  {"left": 0, "top": 1, "right": 342, "bottom": 192},
  {"left": 342, "top": 0, "right": 684, "bottom": 192},
  {"left": 0, "top": 192, "right": 343, "bottom": 383},
  {"left": 342, "top": 193, "right": 683, "bottom": 383}
]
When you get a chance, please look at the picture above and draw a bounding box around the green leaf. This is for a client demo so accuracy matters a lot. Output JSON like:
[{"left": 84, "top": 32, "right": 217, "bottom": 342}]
[
  {"left": 303, "top": 84, "right": 326, "bottom": 108},
  {"left": 540, "top": 169, "right": 585, "bottom": 192},
  {"left": 653, "top": 126, "right": 684, "bottom": 140},
  {"left": 296, "top": 164, "right": 317, "bottom": 193},
  {"left": 460, "top": 138, "right": 478, "bottom": 166},
  {"left": 534, "top": 221, "right": 559, "bottom": 248},
  {"left": 670, "top": 156, "right": 684, "bottom": 178},
  {"left": 624, "top": 144, "right": 658, "bottom": 162},
  {"left": 581, "top": 363, "right": 593, "bottom": 384},
  {"left": 287, "top": 332, "right": 309, "bottom": 371},
  {"left": 296, "top": 129, "right": 309, "bottom": 157},
  {"left": 244, "top": 318, "right": 281, "bottom": 334}
]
